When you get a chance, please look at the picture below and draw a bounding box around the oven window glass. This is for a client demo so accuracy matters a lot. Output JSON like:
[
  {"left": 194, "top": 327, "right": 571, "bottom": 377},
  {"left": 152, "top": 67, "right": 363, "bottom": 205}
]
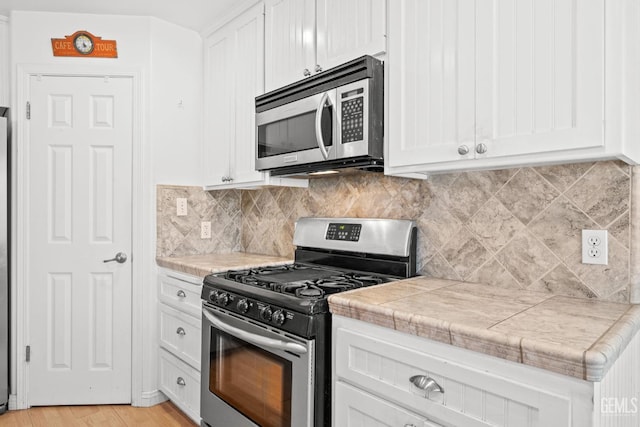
[
  {"left": 257, "top": 104, "right": 333, "bottom": 158},
  {"left": 210, "top": 329, "right": 293, "bottom": 427}
]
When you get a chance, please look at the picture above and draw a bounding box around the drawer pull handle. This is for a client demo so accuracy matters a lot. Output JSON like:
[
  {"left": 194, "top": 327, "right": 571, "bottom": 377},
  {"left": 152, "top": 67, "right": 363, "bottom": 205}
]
[
  {"left": 176, "top": 327, "right": 186, "bottom": 336},
  {"left": 410, "top": 375, "right": 444, "bottom": 394},
  {"left": 404, "top": 424, "right": 417, "bottom": 427},
  {"left": 176, "top": 290, "right": 186, "bottom": 298},
  {"left": 176, "top": 377, "right": 186, "bottom": 386}
]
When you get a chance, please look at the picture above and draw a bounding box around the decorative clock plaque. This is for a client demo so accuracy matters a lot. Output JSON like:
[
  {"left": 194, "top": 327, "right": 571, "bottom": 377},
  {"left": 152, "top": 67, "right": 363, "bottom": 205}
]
[{"left": 51, "top": 31, "right": 118, "bottom": 58}]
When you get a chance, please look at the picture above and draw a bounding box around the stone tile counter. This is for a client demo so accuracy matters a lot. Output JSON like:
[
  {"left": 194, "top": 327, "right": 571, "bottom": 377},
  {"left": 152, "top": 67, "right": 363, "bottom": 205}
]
[
  {"left": 328, "top": 277, "right": 640, "bottom": 381},
  {"left": 156, "top": 253, "right": 292, "bottom": 278}
]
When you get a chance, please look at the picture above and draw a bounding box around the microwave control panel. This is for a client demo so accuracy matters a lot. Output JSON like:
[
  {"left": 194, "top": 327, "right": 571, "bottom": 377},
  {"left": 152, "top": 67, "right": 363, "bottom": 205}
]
[{"left": 340, "top": 87, "right": 365, "bottom": 143}]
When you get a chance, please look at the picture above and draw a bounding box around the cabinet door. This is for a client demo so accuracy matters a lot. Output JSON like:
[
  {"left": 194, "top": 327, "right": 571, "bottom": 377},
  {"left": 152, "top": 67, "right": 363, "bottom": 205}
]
[
  {"left": 203, "top": 26, "right": 234, "bottom": 185},
  {"left": 387, "top": 0, "right": 476, "bottom": 169},
  {"left": 316, "top": 0, "right": 386, "bottom": 71},
  {"left": 230, "top": 4, "right": 267, "bottom": 185},
  {"left": 335, "top": 381, "right": 439, "bottom": 427},
  {"left": 265, "top": 0, "right": 316, "bottom": 92},
  {"left": 476, "top": 0, "right": 604, "bottom": 159}
]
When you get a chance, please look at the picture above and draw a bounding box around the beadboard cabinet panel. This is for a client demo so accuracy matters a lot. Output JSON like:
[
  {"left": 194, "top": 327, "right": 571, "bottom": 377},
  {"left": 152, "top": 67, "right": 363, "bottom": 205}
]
[
  {"left": 316, "top": 0, "right": 386, "bottom": 71},
  {"left": 265, "top": 0, "right": 386, "bottom": 92},
  {"left": 386, "top": 0, "right": 640, "bottom": 176},
  {"left": 203, "top": 2, "right": 307, "bottom": 189}
]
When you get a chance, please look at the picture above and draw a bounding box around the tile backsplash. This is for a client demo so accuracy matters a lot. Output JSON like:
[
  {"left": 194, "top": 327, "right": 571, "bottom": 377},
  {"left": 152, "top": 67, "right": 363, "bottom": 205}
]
[{"left": 157, "top": 161, "right": 635, "bottom": 302}]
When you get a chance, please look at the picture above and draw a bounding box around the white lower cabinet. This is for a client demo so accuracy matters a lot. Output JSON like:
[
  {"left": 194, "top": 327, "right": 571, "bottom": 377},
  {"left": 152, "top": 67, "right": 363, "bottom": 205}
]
[
  {"left": 157, "top": 269, "right": 202, "bottom": 423},
  {"left": 159, "top": 348, "right": 201, "bottom": 422},
  {"left": 336, "top": 381, "right": 441, "bottom": 427},
  {"left": 333, "top": 315, "right": 609, "bottom": 427}
]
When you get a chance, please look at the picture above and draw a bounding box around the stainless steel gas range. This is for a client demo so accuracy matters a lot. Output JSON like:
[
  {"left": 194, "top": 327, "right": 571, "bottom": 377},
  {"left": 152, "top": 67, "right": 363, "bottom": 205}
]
[{"left": 200, "top": 217, "right": 417, "bottom": 427}]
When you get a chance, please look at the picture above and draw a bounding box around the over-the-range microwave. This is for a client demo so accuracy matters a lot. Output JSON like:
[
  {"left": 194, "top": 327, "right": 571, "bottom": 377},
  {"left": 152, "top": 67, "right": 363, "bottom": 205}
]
[{"left": 255, "top": 55, "right": 383, "bottom": 177}]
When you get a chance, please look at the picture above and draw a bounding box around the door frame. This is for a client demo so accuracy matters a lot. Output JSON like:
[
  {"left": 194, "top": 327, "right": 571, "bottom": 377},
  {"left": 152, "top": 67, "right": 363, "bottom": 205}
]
[{"left": 13, "top": 65, "right": 145, "bottom": 409}]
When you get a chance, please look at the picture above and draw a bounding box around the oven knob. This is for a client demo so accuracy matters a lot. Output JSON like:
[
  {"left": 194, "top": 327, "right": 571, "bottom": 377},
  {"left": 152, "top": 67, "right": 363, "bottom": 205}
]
[
  {"left": 208, "top": 290, "right": 218, "bottom": 302},
  {"left": 237, "top": 298, "right": 249, "bottom": 313},
  {"left": 216, "top": 292, "right": 230, "bottom": 306},
  {"left": 272, "top": 310, "right": 286, "bottom": 326},
  {"left": 260, "top": 307, "right": 273, "bottom": 321}
]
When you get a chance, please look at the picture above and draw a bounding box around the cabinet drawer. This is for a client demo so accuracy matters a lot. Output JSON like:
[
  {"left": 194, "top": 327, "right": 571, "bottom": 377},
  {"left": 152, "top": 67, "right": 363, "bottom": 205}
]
[
  {"left": 159, "top": 304, "right": 201, "bottom": 369},
  {"left": 159, "top": 348, "right": 200, "bottom": 423},
  {"left": 335, "top": 325, "right": 570, "bottom": 427},
  {"left": 336, "top": 381, "right": 440, "bottom": 427},
  {"left": 159, "top": 273, "right": 202, "bottom": 318}
]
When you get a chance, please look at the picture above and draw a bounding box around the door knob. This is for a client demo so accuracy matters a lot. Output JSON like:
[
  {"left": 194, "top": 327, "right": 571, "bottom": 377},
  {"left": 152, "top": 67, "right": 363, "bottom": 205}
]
[{"left": 103, "top": 252, "right": 127, "bottom": 264}]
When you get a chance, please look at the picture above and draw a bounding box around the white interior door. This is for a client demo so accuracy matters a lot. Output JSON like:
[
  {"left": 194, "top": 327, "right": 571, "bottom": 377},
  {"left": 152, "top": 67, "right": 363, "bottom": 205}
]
[{"left": 27, "top": 74, "right": 133, "bottom": 405}]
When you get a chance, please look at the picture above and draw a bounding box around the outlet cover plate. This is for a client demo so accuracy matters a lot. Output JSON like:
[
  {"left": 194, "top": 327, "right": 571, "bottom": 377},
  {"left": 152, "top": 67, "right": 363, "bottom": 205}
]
[
  {"left": 201, "top": 221, "right": 212, "bottom": 239},
  {"left": 176, "top": 198, "right": 188, "bottom": 216},
  {"left": 581, "top": 229, "right": 608, "bottom": 265}
]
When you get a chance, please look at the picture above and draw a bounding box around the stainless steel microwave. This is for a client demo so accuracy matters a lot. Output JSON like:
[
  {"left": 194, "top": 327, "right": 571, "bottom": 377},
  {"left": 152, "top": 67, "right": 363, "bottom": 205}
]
[{"left": 255, "top": 56, "right": 384, "bottom": 177}]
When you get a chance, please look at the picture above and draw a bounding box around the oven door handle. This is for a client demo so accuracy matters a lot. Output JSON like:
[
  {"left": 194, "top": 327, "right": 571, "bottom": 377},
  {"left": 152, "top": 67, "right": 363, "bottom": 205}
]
[
  {"left": 203, "top": 309, "right": 308, "bottom": 355},
  {"left": 314, "top": 91, "right": 332, "bottom": 160}
]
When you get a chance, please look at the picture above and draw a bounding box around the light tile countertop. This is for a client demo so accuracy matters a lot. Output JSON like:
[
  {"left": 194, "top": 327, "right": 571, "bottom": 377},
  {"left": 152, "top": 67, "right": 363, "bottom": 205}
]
[
  {"left": 156, "top": 252, "right": 293, "bottom": 278},
  {"left": 328, "top": 277, "right": 640, "bottom": 382}
]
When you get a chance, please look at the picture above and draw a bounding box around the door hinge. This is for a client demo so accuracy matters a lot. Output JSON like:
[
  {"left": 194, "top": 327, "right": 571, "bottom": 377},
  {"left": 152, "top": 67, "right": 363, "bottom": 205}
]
[
  {"left": 26, "top": 345, "right": 30, "bottom": 362},
  {"left": 26, "top": 102, "right": 31, "bottom": 120}
]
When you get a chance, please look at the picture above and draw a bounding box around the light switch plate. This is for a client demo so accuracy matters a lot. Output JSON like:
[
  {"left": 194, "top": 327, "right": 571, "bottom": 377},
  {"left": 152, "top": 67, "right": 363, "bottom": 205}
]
[{"left": 176, "top": 198, "right": 187, "bottom": 216}]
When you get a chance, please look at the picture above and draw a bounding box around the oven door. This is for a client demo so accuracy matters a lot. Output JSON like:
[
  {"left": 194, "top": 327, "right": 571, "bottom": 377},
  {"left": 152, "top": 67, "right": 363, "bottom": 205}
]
[
  {"left": 201, "top": 304, "right": 314, "bottom": 427},
  {"left": 256, "top": 90, "right": 338, "bottom": 171}
]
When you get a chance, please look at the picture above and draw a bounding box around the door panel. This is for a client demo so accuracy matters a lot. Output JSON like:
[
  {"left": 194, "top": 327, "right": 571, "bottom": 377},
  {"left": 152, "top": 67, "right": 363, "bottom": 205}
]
[
  {"left": 264, "top": 0, "right": 316, "bottom": 92},
  {"left": 388, "top": 0, "right": 476, "bottom": 168},
  {"left": 28, "top": 74, "right": 132, "bottom": 405},
  {"left": 316, "top": 0, "right": 386, "bottom": 70},
  {"left": 476, "top": 0, "right": 604, "bottom": 157}
]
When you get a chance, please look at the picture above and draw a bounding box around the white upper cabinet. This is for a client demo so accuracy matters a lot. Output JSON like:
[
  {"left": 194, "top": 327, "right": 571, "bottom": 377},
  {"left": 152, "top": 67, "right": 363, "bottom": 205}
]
[
  {"left": 265, "top": 0, "right": 386, "bottom": 92},
  {"left": 203, "top": 2, "right": 307, "bottom": 189},
  {"left": 387, "top": 0, "right": 640, "bottom": 176}
]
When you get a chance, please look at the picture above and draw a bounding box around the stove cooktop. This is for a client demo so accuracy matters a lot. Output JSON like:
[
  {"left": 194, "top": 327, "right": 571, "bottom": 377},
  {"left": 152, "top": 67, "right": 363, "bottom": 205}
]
[{"left": 222, "top": 263, "right": 388, "bottom": 299}]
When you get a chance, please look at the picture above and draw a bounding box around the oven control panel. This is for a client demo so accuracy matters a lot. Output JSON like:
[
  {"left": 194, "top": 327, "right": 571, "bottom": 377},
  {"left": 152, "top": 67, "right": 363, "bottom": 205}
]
[
  {"left": 205, "top": 289, "right": 311, "bottom": 337},
  {"left": 326, "top": 223, "right": 361, "bottom": 241}
]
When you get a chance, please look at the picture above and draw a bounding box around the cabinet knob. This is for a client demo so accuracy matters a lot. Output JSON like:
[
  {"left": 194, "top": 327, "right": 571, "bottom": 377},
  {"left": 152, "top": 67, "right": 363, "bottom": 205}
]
[
  {"left": 476, "top": 143, "right": 488, "bottom": 154},
  {"left": 457, "top": 145, "right": 469, "bottom": 155},
  {"left": 409, "top": 375, "right": 444, "bottom": 394},
  {"left": 176, "top": 327, "right": 186, "bottom": 336},
  {"left": 176, "top": 290, "right": 186, "bottom": 298},
  {"left": 303, "top": 68, "right": 312, "bottom": 77},
  {"left": 176, "top": 377, "right": 186, "bottom": 386},
  {"left": 314, "top": 64, "right": 323, "bottom": 73}
]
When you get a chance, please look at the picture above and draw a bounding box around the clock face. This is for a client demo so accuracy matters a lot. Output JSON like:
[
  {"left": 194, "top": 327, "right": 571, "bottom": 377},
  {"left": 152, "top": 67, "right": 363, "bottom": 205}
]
[{"left": 74, "top": 34, "right": 94, "bottom": 55}]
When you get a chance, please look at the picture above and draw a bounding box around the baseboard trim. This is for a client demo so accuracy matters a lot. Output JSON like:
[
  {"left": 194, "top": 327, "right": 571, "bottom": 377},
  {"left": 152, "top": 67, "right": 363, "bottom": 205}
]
[
  {"left": 8, "top": 395, "right": 18, "bottom": 411},
  {"left": 134, "top": 390, "right": 168, "bottom": 408}
]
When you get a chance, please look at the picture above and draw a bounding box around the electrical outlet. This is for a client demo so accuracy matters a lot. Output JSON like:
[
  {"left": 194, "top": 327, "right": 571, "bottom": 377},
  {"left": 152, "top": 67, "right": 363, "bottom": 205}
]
[
  {"left": 176, "top": 198, "right": 188, "bottom": 216},
  {"left": 582, "top": 229, "right": 608, "bottom": 265},
  {"left": 201, "top": 221, "right": 212, "bottom": 239}
]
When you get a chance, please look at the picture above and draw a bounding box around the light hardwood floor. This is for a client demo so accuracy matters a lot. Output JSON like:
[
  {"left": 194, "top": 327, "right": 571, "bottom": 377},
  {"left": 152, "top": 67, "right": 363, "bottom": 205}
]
[{"left": 0, "top": 401, "right": 197, "bottom": 426}]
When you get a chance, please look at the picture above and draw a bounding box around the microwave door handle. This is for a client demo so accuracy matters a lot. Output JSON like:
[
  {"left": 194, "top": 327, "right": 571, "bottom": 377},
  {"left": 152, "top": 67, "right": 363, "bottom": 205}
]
[
  {"left": 315, "top": 91, "right": 332, "bottom": 160},
  {"left": 203, "top": 309, "right": 308, "bottom": 355}
]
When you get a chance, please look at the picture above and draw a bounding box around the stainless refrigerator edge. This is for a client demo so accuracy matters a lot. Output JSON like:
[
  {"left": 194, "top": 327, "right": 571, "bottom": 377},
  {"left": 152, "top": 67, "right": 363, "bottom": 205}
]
[{"left": 0, "top": 107, "right": 8, "bottom": 414}]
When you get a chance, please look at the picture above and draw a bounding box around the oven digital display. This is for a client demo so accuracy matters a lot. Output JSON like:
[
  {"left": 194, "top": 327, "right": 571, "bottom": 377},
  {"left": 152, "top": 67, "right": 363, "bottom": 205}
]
[{"left": 326, "top": 223, "right": 361, "bottom": 241}]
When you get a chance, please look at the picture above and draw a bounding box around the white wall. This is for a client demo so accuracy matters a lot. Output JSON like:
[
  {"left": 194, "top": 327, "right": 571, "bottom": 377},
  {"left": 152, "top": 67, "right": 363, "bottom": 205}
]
[
  {"left": 8, "top": 10, "right": 203, "bottom": 407},
  {"left": 150, "top": 19, "right": 202, "bottom": 185}
]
